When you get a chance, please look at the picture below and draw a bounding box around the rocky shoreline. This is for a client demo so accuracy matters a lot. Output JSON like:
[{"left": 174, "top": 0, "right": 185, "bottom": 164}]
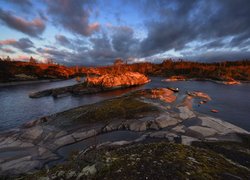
[
  {"left": 0, "top": 88, "right": 249, "bottom": 179},
  {"left": 162, "top": 77, "right": 247, "bottom": 85},
  {"left": 29, "top": 72, "right": 150, "bottom": 98}
]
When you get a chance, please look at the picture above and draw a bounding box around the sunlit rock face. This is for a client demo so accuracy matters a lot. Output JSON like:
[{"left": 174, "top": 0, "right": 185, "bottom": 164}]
[
  {"left": 187, "top": 91, "right": 211, "bottom": 100},
  {"left": 148, "top": 88, "right": 177, "bottom": 103},
  {"left": 162, "top": 75, "right": 187, "bottom": 82},
  {"left": 223, "top": 80, "right": 241, "bottom": 85},
  {"left": 86, "top": 72, "right": 150, "bottom": 88}
]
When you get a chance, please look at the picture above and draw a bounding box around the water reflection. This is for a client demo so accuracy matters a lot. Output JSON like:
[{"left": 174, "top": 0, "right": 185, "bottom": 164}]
[{"left": 0, "top": 77, "right": 250, "bottom": 131}]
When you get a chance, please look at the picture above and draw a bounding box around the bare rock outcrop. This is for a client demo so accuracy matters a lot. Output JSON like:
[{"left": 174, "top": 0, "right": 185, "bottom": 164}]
[{"left": 86, "top": 72, "right": 150, "bottom": 88}]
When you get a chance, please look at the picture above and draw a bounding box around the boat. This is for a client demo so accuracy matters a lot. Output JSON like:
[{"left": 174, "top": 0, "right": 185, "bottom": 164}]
[{"left": 167, "top": 87, "right": 179, "bottom": 92}]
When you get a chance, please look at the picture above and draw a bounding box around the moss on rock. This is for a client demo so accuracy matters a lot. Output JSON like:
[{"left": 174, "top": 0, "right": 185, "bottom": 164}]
[
  {"left": 48, "top": 95, "right": 159, "bottom": 128},
  {"left": 192, "top": 133, "right": 250, "bottom": 168},
  {"left": 21, "top": 142, "right": 250, "bottom": 180}
]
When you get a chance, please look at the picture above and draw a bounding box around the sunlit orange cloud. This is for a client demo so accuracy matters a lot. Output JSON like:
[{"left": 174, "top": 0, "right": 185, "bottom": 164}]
[
  {"left": 0, "top": 39, "right": 17, "bottom": 45},
  {"left": 12, "top": 17, "right": 45, "bottom": 31},
  {"left": 87, "top": 22, "right": 100, "bottom": 34},
  {"left": 16, "top": 55, "right": 30, "bottom": 61},
  {"left": 32, "top": 18, "right": 45, "bottom": 27},
  {"left": 44, "top": 48, "right": 51, "bottom": 52},
  {"left": 14, "top": 55, "right": 44, "bottom": 63}
]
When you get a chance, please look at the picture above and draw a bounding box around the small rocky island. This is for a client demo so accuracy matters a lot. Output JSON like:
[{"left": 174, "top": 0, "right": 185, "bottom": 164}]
[
  {"left": 29, "top": 72, "right": 150, "bottom": 98},
  {"left": 1, "top": 87, "right": 250, "bottom": 179}
]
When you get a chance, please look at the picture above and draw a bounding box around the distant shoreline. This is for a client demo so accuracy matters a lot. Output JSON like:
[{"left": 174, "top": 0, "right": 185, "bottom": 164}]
[
  {"left": 1, "top": 77, "right": 249, "bottom": 87},
  {"left": 161, "top": 77, "right": 250, "bottom": 84}
]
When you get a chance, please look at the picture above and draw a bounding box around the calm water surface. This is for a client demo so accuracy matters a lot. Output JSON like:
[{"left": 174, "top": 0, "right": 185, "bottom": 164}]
[{"left": 0, "top": 77, "right": 249, "bottom": 131}]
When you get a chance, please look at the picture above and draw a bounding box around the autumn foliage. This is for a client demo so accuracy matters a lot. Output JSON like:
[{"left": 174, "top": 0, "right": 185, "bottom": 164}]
[
  {"left": 0, "top": 60, "right": 77, "bottom": 82},
  {"left": 90, "top": 59, "right": 250, "bottom": 81},
  {"left": 1, "top": 58, "right": 250, "bottom": 82}
]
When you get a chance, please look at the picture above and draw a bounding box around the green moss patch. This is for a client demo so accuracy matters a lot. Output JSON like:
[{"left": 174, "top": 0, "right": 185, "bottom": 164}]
[
  {"left": 21, "top": 142, "right": 250, "bottom": 179},
  {"left": 192, "top": 134, "right": 250, "bottom": 168},
  {"left": 50, "top": 95, "right": 159, "bottom": 127},
  {"left": 93, "top": 142, "right": 250, "bottom": 179},
  {"left": 74, "top": 96, "right": 159, "bottom": 123}
]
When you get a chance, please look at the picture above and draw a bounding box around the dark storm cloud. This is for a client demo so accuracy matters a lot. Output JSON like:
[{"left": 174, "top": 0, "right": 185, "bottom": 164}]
[
  {"left": 38, "top": 47, "right": 91, "bottom": 66},
  {"left": 28, "top": 0, "right": 250, "bottom": 65},
  {"left": 184, "top": 50, "right": 250, "bottom": 62},
  {"left": 12, "top": 38, "right": 34, "bottom": 50},
  {"left": 0, "top": 38, "right": 35, "bottom": 54},
  {"left": 86, "top": 26, "right": 140, "bottom": 65},
  {"left": 111, "top": 26, "right": 139, "bottom": 56},
  {"left": 199, "top": 39, "right": 225, "bottom": 50},
  {"left": 38, "top": 11, "right": 48, "bottom": 21},
  {"left": 0, "top": 48, "right": 15, "bottom": 54},
  {"left": 139, "top": 0, "right": 250, "bottom": 59},
  {"left": 87, "top": 33, "right": 116, "bottom": 64},
  {"left": 0, "top": 8, "right": 45, "bottom": 37},
  {"left": 42, "top": 25, "right": 140, "bottom": 66},
  {"left": 5, "top": 0, "right": 32, "bottom": 8},
  {"left": 55, "top": 35, "right": 71, "bottom": 47},
  {"left": 46, "top": 0, "right": 100, "bottom": 36}
]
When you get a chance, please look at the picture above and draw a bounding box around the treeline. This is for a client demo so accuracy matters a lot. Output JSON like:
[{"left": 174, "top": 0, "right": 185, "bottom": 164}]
[
  {"left": 0, "top": 60, "right": 77, "bottom": 82},
  {"left": 91, "top": 59, "right": 250, "bottom": 81},
  {"left": 1, "top": 58, "right": 250, "bottom": 82},
  {"left": 0, "top": 56, "right": 56, "bottom": 65}
]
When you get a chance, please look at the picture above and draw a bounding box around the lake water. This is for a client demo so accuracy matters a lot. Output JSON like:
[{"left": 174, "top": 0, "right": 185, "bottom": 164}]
[{"left": 0, "top": 77, "right": 249, "bottom": 131}]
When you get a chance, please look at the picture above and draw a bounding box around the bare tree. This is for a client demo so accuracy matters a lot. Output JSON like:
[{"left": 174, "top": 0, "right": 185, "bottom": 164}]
[
  {"left": 113, "top": 58, "right": 124, "bottom": 74},
  {"left": 5, "top": 56, "right": 11, "bottom": 61},
  {"left": 29, "top": 56, "right": 36, "bottom": 63}
]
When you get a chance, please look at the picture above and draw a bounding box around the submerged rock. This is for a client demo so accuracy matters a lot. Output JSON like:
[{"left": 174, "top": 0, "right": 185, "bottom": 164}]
[
  {"left": 162, "top": 75, "right": 187, "bottom": 82},
  {"left": 146, "top": 88, "right": 177, "bottom": 103},
  {"left": 187, "top": 91, "right": 211, "bottom": 100}
]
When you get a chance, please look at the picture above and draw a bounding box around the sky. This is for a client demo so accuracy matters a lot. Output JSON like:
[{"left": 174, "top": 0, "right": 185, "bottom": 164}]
[{"left": 0, "top": 0, "right": 250, "bottom": 66}]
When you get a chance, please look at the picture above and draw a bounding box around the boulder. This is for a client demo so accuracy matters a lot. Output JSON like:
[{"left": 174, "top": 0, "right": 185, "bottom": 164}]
[
  {"left": 150, "top": 131, "right": 169, "bottom": 138},
  {"left": 172, "top": 125, "right": 186, "bottom": 133},
  {"left": 128, "top": 120, "right": 148, "bottom": 131},
  {"left": 81, "top": 164, "right": 97, "bottom": 176},
  {"left": 181, "top": 135, "right": 199, "bottom": 145},
  {"left": 199, "top": 116, "right": 249, "bottom": 134},
  {"left": 55, "top": 135, "right": 75, "bottom": 147},
  {"left": 20, "top": 126, "right": 43, "bottom": 141},
  {"left": 178, "top": 106, "right": 195, "bottom": 120},
  {"left": 72, "top": 129, "right": 98, "bottom": 141},
  {"left": 66, "top": 170, "right": 77, "bottom": 179},
  {"left": 155, "top": 115, "right": 179, "bottom": 128},
  {"left": 188, "top": 126, "right": 218, "bottom": 137},
  {"left": 103, "top": 121, "right": 123, "bottom": 132},
  {"left": 110, "top": 140, "right": 131, "bottom": 146},
  {"left": 29, "top": 89, "right": 52, "bottom": 98}
]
